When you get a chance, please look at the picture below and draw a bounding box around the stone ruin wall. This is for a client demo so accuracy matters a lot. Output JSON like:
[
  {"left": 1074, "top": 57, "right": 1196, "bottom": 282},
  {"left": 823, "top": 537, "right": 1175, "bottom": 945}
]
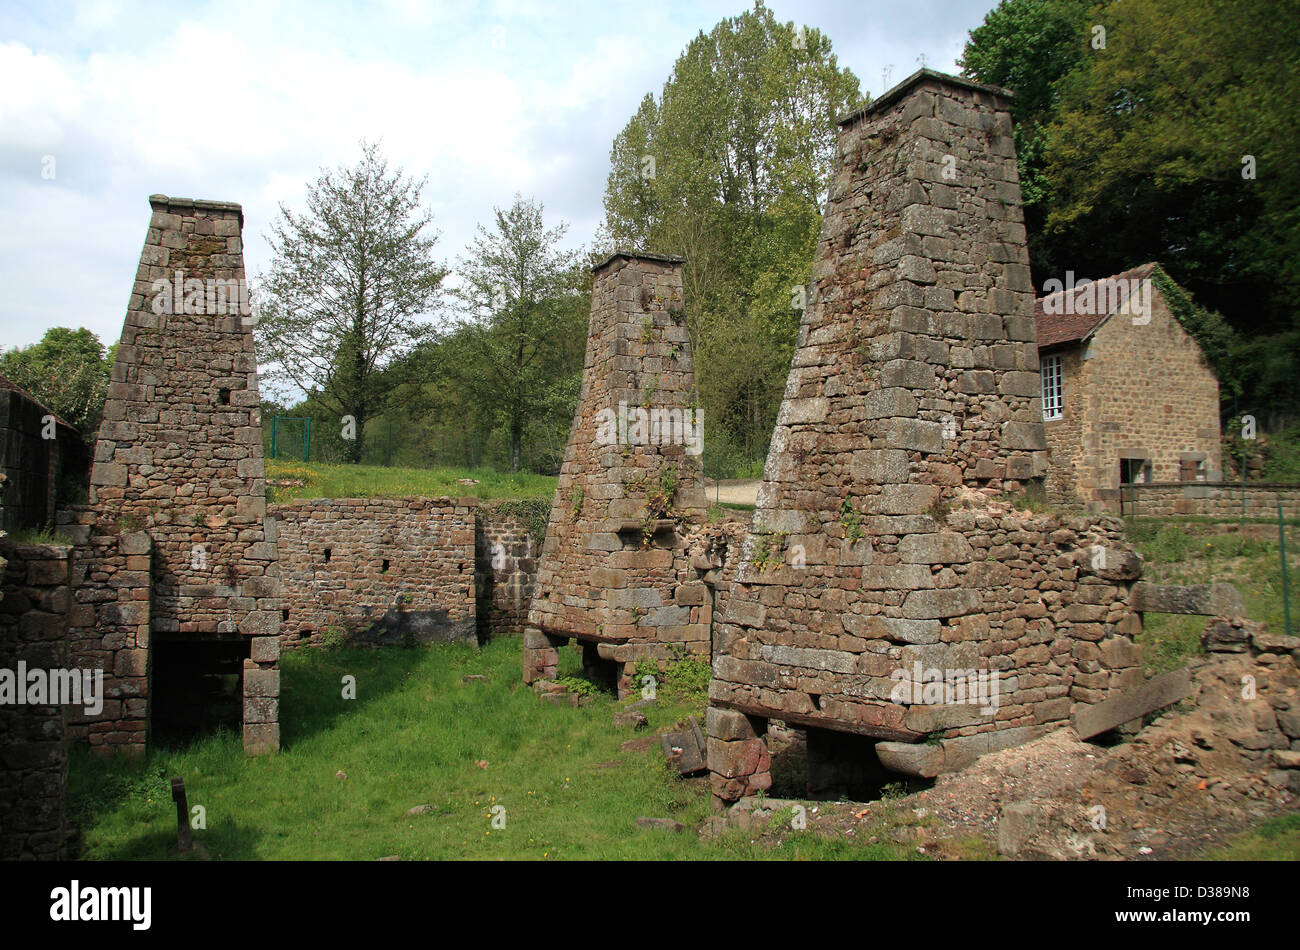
[
  {"left": 0, "top": 384, "right": 61, "bottom": 534},
  {"left": 271, "top": 496, "right": 477, "bottom": 648},
  {"left": 524, "top": 253, "right": 711, "bottom": 696},
  {"left": 1120, "top": 483, "right": 1300, "bottom": 520},
  {"left": 83, "top": 195, "right": 282, "bottom": 755},
  {"left": 0, "top": 543, "right": 70, "bottom": 859},
  {"left": 705, "top": 71, "right": 1147, "bottom": 803},
  {"left": 475, "top": 509, "right": 539, "bottom": 637},
  {"left": 56, "top": 508, "right": 153, "bottom": 752}
]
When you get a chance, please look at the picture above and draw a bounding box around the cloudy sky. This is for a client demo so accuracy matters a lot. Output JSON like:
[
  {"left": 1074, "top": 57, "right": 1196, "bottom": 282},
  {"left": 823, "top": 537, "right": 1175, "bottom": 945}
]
[{"left": 0, "top": 0, "right": 1000, "bottom": 353}]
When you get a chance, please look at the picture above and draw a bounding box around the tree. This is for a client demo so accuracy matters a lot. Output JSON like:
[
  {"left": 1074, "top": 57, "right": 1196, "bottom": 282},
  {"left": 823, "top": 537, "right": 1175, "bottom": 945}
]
[
  {"left": 602, "top": 1, "right": 860, "bottom": 468},
  {"left": 447, "top": 195, "right": 585, "bottom": 472},
  {"left": 256, "top": 140, "right": 447, "bottom": 463},
  {"left": 0, "top": 327, "right": 113, "bottom": 438},
  {"left": 961, "top": 0, "right": 1300, "bottom": 415}
]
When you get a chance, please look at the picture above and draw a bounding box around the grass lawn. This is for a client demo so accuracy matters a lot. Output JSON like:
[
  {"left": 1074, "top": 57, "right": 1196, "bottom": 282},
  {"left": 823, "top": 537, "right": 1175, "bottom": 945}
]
[
  {"left": 67, "top": 637, "right": 913, "bottom": 861},
  {"left": 1201, "top": 813, "right": 1300, "bottom": 860},
  {"left": 265, "top": 459, "right": 556, "bottom": 505}
]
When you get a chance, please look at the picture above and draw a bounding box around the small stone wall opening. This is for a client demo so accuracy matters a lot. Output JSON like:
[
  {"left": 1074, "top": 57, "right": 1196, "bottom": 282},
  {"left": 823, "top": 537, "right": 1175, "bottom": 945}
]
[
  {"left": 769, "top": 723, "right": 932, "bottom": 802},
  {"left": 579, "top": 642, "right": 620, "bottom": 695},
  {"left": 151, "top": 637, "right": 250, "bottom": 747}
]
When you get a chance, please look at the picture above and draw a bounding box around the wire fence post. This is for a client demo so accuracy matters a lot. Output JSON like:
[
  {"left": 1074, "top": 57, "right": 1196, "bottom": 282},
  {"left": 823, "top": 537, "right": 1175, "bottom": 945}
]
[
  {"left": 1279, "top": 499, "right": 1292, "bottom": 638},
  {"left": 1241, "top": 446, "right": 1247, "bottom": 527}
]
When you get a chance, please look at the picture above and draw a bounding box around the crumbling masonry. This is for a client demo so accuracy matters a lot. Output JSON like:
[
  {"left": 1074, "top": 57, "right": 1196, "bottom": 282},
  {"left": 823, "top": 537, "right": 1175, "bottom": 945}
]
[
  {"left": 524, "top": 252, "right": 712, "bottom": 696},
  {"left": 704, "top": 70, "right": 1147, "bottom": 803}
]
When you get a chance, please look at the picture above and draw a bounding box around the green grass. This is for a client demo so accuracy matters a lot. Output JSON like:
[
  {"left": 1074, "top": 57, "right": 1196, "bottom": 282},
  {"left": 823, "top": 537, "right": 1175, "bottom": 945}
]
[
  {"left": 67, "top": 637, "right": 914, "bottom": 861},
  {"left": 2, "top": 527, "right": 73, "bottom": 546},
  {"left": 265, "top": 459, "right": 555, "bottom": 505},
  {"left": 1200, "top": 813, "right": 1300, "bottom": 860}
]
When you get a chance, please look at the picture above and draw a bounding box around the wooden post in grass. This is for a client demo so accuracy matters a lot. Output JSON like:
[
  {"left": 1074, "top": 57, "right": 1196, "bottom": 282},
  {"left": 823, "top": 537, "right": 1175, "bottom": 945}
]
[{"left": 171, "top": 777, "right": 192, "bottom": 852}]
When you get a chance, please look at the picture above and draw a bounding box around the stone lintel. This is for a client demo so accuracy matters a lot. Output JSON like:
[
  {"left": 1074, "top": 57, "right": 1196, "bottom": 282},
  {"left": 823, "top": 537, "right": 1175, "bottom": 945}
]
[
  {"left": 710, "top": 699, "right": 924, "bottom": 743},
  {"left": 148, "top": 193, "right": 244, "bottom": 225},
  {"left": 838, "top": 68, "right": 1015, "bottom": 128},
  {"left": 591, "top": 249, "right": 687, "bottom": 273}
]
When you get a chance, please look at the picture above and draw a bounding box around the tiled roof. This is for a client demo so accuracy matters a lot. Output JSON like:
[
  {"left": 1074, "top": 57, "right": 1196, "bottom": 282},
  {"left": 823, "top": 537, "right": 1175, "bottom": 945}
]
[{"left": 1033, "top": 262, "right": 1157, "bottom": 348}]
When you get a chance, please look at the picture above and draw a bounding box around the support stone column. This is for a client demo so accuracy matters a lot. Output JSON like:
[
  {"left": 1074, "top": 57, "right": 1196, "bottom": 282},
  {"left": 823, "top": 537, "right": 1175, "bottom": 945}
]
[{"left": 705, "top": 707, "right": 771, "bottom": 805}]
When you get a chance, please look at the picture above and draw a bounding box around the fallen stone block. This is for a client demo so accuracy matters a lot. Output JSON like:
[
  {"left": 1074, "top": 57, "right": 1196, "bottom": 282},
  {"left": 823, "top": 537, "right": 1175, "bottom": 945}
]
[
  {"left": 660, "top": 716, "right": 707, "bottom": 775},
  {"left": 1132, "top": 582, "right": 1243, "bottom": 617},
  {"left": 614, "top": 710, "right": 649, "bottom": 730},
  {"left": 1072, "top": 668, "right": 1191, "bottom": 740},
  {"left": 997, "top": 801, "right": 1042, "bottom": 857}
]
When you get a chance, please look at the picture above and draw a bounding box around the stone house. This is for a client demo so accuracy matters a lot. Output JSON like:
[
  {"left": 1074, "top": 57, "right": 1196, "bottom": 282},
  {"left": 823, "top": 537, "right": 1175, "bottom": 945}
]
[{"left": 1033, "top": 263, "right": 1222, "bottom": 509}]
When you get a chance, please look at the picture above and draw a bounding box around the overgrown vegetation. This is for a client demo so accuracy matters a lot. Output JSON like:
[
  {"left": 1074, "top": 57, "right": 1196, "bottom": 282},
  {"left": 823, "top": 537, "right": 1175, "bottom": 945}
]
[
  {"left": 1124, "top": 518, "right": 1299, "bottom": 671},
  {"left": 631, "top": 650, "right": 712, "bottom": 709}
]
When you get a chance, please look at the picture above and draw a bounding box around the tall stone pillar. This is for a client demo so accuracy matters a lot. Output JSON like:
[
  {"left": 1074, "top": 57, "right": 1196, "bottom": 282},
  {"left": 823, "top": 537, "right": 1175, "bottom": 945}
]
[
  {"left": 89, "top": 195, "right": 281, "bottom": 754},
  {"left": 525, "top": 252, "right": 709, "bottom": 696},
  {"left": 707, "top": 70, "right": 1139, "bottom": 804}
]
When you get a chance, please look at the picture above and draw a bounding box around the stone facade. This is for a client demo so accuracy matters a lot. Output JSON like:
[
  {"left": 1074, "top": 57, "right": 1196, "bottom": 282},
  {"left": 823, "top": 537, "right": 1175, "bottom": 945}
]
[
  {"left": 705, "top": 70, "right": 1146, "bottom": 804},
  {"left": 272, "top": 497, "right": 477, "bottom": 648},
  {"left": 524, "top": 252, "right": 711, "bottom": 696},
  {"left": 0, "top": 542, "right": 70, "bottom": 859},
  {"left": 86, "top": 195, "right": 281, "bottom": 755},
  {"left": 1035, "top": 264, "right": 1223, "bottom": 509}
]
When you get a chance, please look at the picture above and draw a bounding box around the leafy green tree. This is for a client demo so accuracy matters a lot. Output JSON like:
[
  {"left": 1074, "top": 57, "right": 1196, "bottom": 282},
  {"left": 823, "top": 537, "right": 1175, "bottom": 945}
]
[
  {"left": 446, "top": 195, "right": 586, "bottom": 472},
  {"left": 962, "top": 0, "right": 1300, "bottom": 416},
  {"left": 1041, "top": 0, "right": 1300, "bottom": 408},
  {"left": 256, "top": 140, "right": 447, "bottom": 463},
  {"left": 603, "top": 1, "right": 861, "bottom": 469},
  {"left": 958, "top": 0, "right": 1094, "bottom": 269},
  {"left": 0, "top": 327, "right": 113, "bottom": 438}
]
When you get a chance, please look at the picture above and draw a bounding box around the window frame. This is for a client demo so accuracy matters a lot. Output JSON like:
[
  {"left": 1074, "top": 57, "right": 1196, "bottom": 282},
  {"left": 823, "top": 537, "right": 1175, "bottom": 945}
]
[{"left": 1041, "top": 353, "right": 1064, "bottom": 421}]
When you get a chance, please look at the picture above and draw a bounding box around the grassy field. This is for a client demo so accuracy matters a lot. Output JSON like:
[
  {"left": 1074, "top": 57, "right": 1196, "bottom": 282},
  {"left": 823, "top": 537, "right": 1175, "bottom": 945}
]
[
  {"left": 1202, "top": 813, "right": 1300, "bottom": 860},
  {"left": 265, "top": 459, "right": 556, "bottom": 504},
  {"left": 67, "top": 637, "right": 917, "bottom": 861},
  {"left": 1123, "top": 518, "right": 1299, "bottom": 671}
]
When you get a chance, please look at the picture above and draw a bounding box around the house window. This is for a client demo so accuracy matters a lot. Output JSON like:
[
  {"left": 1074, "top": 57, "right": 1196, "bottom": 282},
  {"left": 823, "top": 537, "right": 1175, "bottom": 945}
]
[
  {"left": 1041, "top": 354, "right": 1063, "bottom": 421},
  {"left": 1120, "top": 458, "right": 1152, "bottom": 485}
]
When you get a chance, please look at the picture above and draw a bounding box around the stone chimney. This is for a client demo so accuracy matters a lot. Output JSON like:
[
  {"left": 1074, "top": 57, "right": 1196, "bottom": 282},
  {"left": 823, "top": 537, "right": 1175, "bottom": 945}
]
[{"left": 524, "top": 251, "right": 709, "bottom": 696}]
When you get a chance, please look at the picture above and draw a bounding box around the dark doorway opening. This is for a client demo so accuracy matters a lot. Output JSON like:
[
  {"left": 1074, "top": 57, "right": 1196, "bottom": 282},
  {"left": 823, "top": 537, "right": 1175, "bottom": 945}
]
[
  {"left": 150, "top": 636, "right": 249, "bottom": 747},
  {"left": 769, "top": 722, "right": 933, "bottom": 801},
  {"left": 580, "top": 641, "right": 620, "bottom": 694}
]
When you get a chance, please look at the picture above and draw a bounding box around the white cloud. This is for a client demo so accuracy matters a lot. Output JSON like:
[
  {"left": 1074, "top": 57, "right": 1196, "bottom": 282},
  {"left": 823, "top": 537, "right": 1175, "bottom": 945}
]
[{"left": 0, "top": 0, "right": 998, "bottom": 353}]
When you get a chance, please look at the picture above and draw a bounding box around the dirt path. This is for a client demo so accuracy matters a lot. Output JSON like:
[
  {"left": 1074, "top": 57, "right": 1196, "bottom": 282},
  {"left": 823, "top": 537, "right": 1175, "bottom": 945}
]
[{"left": 702, "top": 479, "right": 760, "bottom": 507}]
